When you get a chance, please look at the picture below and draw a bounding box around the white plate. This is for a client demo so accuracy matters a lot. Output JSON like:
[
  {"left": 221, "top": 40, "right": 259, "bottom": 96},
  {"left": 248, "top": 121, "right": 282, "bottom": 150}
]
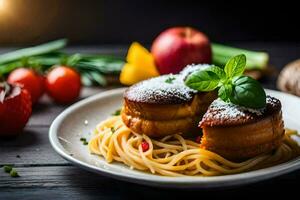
[{"left": 49, "top": 88, "right": 300, "bottom": 189}]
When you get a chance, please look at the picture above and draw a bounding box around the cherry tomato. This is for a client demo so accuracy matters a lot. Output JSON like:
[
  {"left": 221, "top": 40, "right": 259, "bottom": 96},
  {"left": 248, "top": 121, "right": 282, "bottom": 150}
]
[
  {"left": 7, "top": 68, "right": 45, "bottom": 104},
  {"left": 46, "top": 66, "right": 81, "bottom": 104}
]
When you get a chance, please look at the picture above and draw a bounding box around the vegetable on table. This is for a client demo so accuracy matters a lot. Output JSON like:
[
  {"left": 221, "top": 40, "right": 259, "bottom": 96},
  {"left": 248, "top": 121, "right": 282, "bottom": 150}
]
[
  {"left": 0, "top": 82, "right": 32, "bottom": 136},
  {"left": 0, "top": 39, "right": 67, "bottom": 65},
  {"left": 46, "top": 66, "right": 81, "bottom": 104},
  {"left": 212, "top": 43, "right": 269, "bottom": 70},
  {"left": 277, "top": 59, "right": 300, "bottom": 97},
  {"left": 0, "top": 39, "right": 125, "bottom": 87},
  {"left": 0, "top": 38, "right": 270, "bottom": 90},
  {"left": 7, "top": 68, "right": 45, "bottom": 104},
  {"left": 120, "top": 42, "right": 159, "bottom": 85}
]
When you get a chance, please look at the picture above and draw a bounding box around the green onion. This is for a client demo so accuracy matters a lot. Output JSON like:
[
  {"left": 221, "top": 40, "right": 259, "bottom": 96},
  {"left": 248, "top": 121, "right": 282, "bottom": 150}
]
[
  {"left": 0, "top": 52, "right": 125, "bottom": 86},
  {"left": 0, "top": 39, "right": 67, "bottom": 65},
  {"left": 212, "top": 43, "right": 269, "bottom": 70},
  {"left": 81, "top": 73, "right": 94, "bottom": 86},
  {"left": 90, "top": 71, "right": 107, "bottom": 86}
]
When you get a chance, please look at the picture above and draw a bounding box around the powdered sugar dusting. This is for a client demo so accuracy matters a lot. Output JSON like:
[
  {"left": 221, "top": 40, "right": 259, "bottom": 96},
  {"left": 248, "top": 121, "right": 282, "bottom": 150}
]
[
  {"left": 180, "top": 64, "right": 211, "bottom": 78},
  {"left": 209, "top": 98, "right": 264, "bottom": 119},
  {"left": 200, "top": 96, "right": 281, "bottom": 127},
  {"left": 125, "top": 64, "right": 211, "bottom": 104},
  {"left": 125, "top": 74, "right": 197, "bottom": 104}
]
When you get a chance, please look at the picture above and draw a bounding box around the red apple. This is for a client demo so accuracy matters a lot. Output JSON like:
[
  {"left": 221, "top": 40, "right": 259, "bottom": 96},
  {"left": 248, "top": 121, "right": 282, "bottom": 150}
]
[{"left": 151, "top": 27, "right": 212, "bottom": 74}]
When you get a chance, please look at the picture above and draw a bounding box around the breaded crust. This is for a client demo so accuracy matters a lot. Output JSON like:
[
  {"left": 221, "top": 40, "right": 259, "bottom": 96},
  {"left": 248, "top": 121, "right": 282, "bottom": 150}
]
[
  {"left": 199, "top": 96, "right": 281, "bottom": 127},
  {"left": 122, "top": 92, "right": 216, "bottom": 137},
  {"left": 124, "top": 64, "right": 212, "bottom": 105},
  {"left": 122, "top": 113, "right": 201, "bottom": 137},
  {"left": 122, "top": 72, "right": 217, "bottom": 137},
  {"left": 199, "top": 96, "right": 285, "bottom": 160},
  {"left": 124, "top": 74, "right": 197, "bottom": 104}
]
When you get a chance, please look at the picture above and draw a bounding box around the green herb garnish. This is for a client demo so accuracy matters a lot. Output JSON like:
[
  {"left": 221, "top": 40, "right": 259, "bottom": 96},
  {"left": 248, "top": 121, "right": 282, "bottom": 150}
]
[
  {"left": 80, "top": 137, "right": 88, "bottom": 145},
  {"left": 112, "top": 109, "right": 121, "bottom": 116},
  {"left": 3, "top": 165, "right": 12, "bottom": 173},
  {"left": 3, "top": 165, "right": 19, "bottom": 177},
  {"left": 10, "top": 169, "right": 19, "bottom": 177},
  {"left": 165, "top": 76, "right": 176, "bottom": 84},
  {"left": 185, "top": 54, "right": 266, "bottom": 109},
  {"left": 111, "top": 127, "right": 115, "bottom": 133}
]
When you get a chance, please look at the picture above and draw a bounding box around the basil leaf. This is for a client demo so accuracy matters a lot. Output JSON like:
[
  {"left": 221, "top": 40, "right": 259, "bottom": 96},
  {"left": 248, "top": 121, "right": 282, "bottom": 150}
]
[
  {"left": 224, "top": 54, "right": 246, "bottom": 78},
  {"left": 185, "top": 69, "right": 221, "bottom": 91},
  {"left": 218, "top": 84, "right": 232, "bottom": 102},
  {"left": 230, "top": 76, "right": 266, "bottom": 108},
  {"left": 208, "top": 66, "right": 226, "bottom": 79}
]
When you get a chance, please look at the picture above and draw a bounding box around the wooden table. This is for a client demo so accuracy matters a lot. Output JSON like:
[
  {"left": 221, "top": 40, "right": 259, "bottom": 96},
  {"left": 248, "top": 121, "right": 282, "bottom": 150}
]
[{"left": 1, "top": 44, "right": 300, "bottom": 199}]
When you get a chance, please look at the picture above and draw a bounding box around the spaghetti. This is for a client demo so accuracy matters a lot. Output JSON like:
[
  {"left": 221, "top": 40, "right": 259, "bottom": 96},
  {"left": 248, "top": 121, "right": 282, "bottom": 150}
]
[{"left": 89, "top": 116, "right": 300, "bottom": 176}]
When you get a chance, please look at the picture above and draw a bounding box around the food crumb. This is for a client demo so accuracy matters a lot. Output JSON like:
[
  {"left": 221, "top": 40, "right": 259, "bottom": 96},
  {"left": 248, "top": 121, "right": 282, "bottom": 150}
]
[
  {"left": 3, "top": 165, "right": 12, "bottom": 173},
  {"left": 3, "top": 166, "right": 20, "bottom": 177},
  {"left": 10, "top": 169, "right": 19, "bottom": 177}
]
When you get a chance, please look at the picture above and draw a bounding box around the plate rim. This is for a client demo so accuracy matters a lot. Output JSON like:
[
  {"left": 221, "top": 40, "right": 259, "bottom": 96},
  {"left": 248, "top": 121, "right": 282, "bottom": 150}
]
[{"left": 49, "top": 88, "right": 300, "bottom": 188}]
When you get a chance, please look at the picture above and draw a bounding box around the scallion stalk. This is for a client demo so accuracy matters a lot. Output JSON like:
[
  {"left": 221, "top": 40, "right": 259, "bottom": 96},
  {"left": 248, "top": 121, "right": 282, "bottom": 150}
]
[
  {"left": 212, "top": 43, "right": 269, "bottom": 70},
  {"left": 0, "top": 39, "right": 67, "bottom": 65}
]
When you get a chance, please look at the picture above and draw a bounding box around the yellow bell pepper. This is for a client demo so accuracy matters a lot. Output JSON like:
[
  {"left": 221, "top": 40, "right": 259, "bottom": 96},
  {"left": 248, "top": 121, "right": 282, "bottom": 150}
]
[{"left": 120, "top": 42, "right": 159, "bottom": 85}]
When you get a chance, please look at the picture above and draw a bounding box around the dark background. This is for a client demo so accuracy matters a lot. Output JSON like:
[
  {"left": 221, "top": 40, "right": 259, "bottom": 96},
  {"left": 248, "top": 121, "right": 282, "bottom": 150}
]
[{"left": 0, "top": 0, "right": 299, "bottom": 46}]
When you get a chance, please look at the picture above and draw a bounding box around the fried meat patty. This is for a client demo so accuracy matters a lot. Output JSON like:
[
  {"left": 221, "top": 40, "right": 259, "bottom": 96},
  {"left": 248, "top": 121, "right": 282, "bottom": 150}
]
[
  {"left": 199, "top": 96, "right": 285, "bottom": 160},
  {"left": 122, "top": 72, "right": 216, "bottom": 137}
]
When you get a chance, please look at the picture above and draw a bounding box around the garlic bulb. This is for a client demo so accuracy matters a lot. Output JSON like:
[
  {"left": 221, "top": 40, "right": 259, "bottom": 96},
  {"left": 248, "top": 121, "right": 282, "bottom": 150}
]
[{"left": 277, "top": 59, "right": 300, "bottom": 96}]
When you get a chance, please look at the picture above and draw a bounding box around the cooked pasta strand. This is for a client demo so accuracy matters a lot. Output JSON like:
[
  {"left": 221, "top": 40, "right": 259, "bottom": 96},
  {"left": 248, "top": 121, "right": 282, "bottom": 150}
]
[{"left": 89, "top": 116, "right": 300, "bottom": 177}]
